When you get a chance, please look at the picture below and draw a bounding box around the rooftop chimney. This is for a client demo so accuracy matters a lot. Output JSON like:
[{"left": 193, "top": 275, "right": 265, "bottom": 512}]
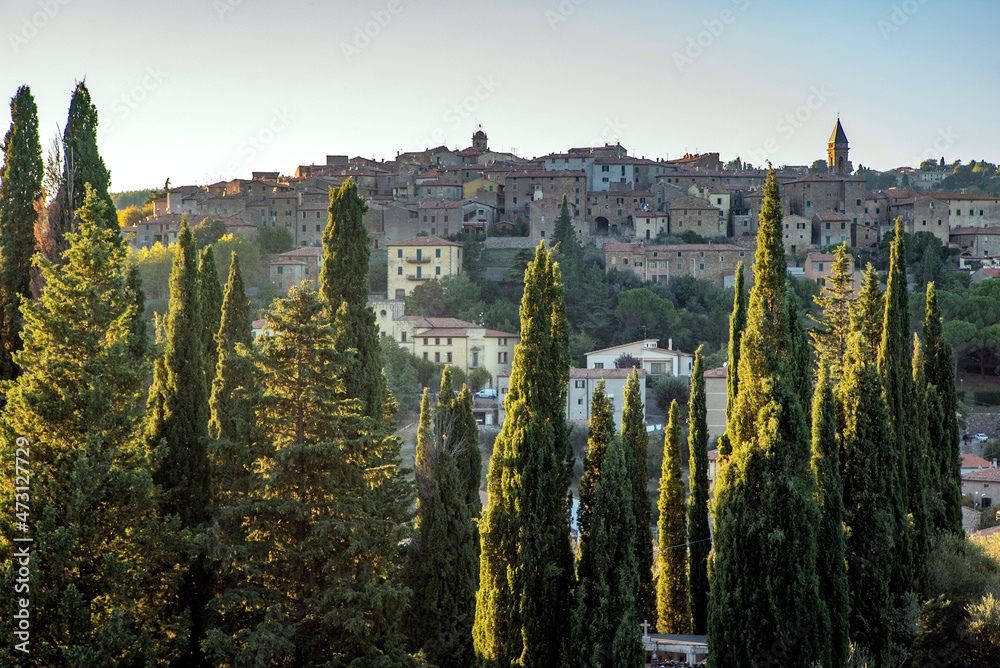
[{"left": 668, "top": 338, "right": 673, "bottom": 350}]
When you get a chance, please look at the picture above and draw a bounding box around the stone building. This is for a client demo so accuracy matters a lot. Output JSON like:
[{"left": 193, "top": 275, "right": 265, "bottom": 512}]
[{"left": 603, "top": 242, "right": 752, "bottom": 288}]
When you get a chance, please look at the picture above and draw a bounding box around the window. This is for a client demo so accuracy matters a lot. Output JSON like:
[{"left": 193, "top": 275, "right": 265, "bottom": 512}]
[
  {"left": 397, "top": 249, "right": 403, "bottom": 258},
  {"left": 435, "top": 338, "right": 440, "bottom": 345},
  {"left": 699, "top": 263, "right": 705, "bottom": 270},
  {"left": 818, "top": 263, "right": 824, "bottom": 272},
  {"left": 446, "top": 352, "right": 452, "bottom": 363},
  {"left": 397, "top": 266, "right": 403, "bottom": 275},
  {"left": 423, "top": 352, "right": 428, "bottom": 361},
  {"left": 825, "top": 222, "right": 831, "bottom": 230},
  {"left": 472, "top": 351, "right": 479, "bottom": 367},
  {"left": 578, "top": 397, "right": 583, "bottom": 405},
  {"left": 434, "top": 352, "right": 440, "bottom": 363},
  {"left": 423, "top": 338, "right": 428, "bottom": 345},
  {"left": 856, "top": 199, "right": 862, "bottom": 206},
  {"left": 574, "top": 380, "right": 585, "bottom": 388},
  {"left": 401, "top": 332, "right": 407, "bottom": 342},
  {"left": 594, "top": 363, "right": 604, "bottom": 369},
  {"left": 277, "top": 266, "right": 284, "bottom": 275},
  {"left": 650, "top": 363, "right": 662, "bottom": 374},
  {"left": 807, "top": 200, "right": 811, "bottom": 207},
  {"left": 316, "top": 225, "right": 321, "bottom": 231},
  {"left": 302, "top": 224, "right": 306, "bottom": 232},
  {"left": 436, "top": 266, "right": 441, "bottom": 275},
  {"left": 498, "top": 352, "right": 507, "bottom": 364}
]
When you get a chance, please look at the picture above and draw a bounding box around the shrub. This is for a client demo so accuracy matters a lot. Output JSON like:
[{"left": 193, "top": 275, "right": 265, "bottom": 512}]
[{"left": 973, "top": 389, "right": 1000, "bottom": 406}]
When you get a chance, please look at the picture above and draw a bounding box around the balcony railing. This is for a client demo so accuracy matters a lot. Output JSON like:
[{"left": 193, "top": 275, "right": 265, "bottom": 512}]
[
  {"left": 406, "top": 274, "right": 431, "bottom": 280},
  {"left": 405, "top": 256, "right": 431, "bottom": 263}
]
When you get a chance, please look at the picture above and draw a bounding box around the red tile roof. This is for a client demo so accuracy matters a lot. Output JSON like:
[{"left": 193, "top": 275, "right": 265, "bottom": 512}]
[
  {"left": 963, "top": 467, "right": 1000, "bottom": 482},
  {"left": 388, "top": 236, "right": 463, "bottom": 247}
]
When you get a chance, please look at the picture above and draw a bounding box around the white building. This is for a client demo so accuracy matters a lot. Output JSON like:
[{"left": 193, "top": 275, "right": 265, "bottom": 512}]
[
  {"left": 497, "top": 367, "right": 645, "bottom": 428},
  {"left": 585, "top": 339, "right": 694, "bottom": 377}
]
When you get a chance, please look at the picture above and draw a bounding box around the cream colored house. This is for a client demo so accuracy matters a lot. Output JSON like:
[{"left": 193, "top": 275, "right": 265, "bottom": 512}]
[
  {"left": 370, "top": 300, "right": 517, "bottom": 388},
  {"left": 704, "top": 366, "right": 728, "bottom": 443},
  {"left": 387, "top": 236, "right": 463, "bottom": 299},
  {"left": 585, "top": 339, "right": 694, "bottom": 377},
  {"left": 962, "top": 467, "right": 999, "bottom": 509}
]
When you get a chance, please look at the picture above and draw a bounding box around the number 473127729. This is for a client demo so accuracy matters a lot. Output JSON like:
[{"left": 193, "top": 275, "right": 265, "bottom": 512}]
[{"left": 14, "top": 436, "right": 30, "bottom": 533}]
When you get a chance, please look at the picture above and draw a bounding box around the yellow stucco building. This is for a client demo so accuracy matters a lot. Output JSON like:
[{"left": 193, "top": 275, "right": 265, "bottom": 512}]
[{"left": 387, "top": 236, "right": 463, "bottom": 299}]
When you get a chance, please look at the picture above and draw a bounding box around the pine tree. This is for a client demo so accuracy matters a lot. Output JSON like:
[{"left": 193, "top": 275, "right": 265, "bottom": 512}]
[
  {"left": 809, "top": 243, "right": 854, "bottom": 381},
  {"left": 0, "top": 186, "right": 186, "bottom": 666},
  {"left": 199, "top": 245, "right": 224, "bottom": 387},
  {"left": 839, "top": 331, "right": 896, "bottom": 665},
  {"left": 923, "top": 283, "right": 962, "bottom": 534},
  {"left": 406, "top": 382, "right": 477, "bottom": 668},
  {"left": 687, "top": 347, "right": 711, "bottom": 635},
  {"left": 622, "top": 367, "right": 654, "bottom": 624},
  {"left": 572, "top": 432, "right": 644, "bottom": 668},
  {"left": 145, "top": 218, "right": 213, "bottom": 668},
  {"left": 474, "top": 242, "right": 574, "bottom": 667},
  {"left": 878, "top": 218, "right": 928, "bottom": 598},
  {"left": 578, "top": 379, "right": 615, "bottom": 588},
  {"left": 719, "top": 260, "right": 746, "bottom": 458},
  {"left": 708, "top": 168, "right": 827, "bottom": 666},
  {"left": 657, "top": 400, "right": 690, "bottom": 634},
  {"left": 811, "top": 363, "right": 850, "bottom": 668},
  {"left": 0, "top": 85, "right": 42, "bottom": 383}
]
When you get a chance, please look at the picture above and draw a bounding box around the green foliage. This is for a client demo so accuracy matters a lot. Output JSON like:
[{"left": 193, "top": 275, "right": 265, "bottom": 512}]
[
  {"left": 709, "top": 169, "right": 828, "bottom": 666},
  {"left": 111, "top": 188, "right": 156, "bottom": 210},
  {"left": 59, "top": 82, "right": 116, "bottom": 233},
  {"left": 720, "top": 261, "right": 747, "bottom": 459},
  {"left": 622, "top": 368, "right": 655, "bottom": 623},
  {"left": 468, "top": 366, "right": 492, "bottom": 393},
  {"left": 653, "top": 375, "right": 690, "bottom": 416},
  {"left": 368, "top": 260, "right": 388, "bottom": 294},
  {"left": 687, "top": 348, "right": 711, "bottom": 635},
  {"left": 474, "top": 242, "right": 573, "bottom": 666},
  {"left": 811, "top": 363, "right": 850, "bottom": 667},
  {"left": 212, "top": 234, "right": 263, "bottom": 289},
  {"left": 973, "top": 389, "right": 1000, "bottom": 405},
  {"left": 578, "top": 381, "right": 616, "bottom": 586},
  {"left": 191, "top": 217, "right": 228, "bottom": 249},
  {"left": 199, "top": 245, "right": 224, "bottom": 387},
  {"left": 133, "top": 241, "right": 175, "bottom": 300},
  {"left": 0, "top": 85, "right": 42, "bottom": 382},
  {"left": 380, "top": 336, "right": 421, "bottom": 412},
  {"left": 0, "top": 189, "right": 185, "bottom": 666},
  {"left": 256, "top": 224, "right": 294, "bottom": 254},
  {"left": 657, "top": 400, "right": 690, "bottom": 634},
  {"left": 810, "top": 244, "right": 854, "bottom": 382},
  {"left": 680, "top": 230, "right": 704, "bottom": 244}
]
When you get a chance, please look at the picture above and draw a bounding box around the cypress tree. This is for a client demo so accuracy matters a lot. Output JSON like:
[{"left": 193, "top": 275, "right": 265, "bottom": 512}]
[
  {"left": 708, "top": 168, "right": 827, "bottom": 666},
  {"left": 572, "top": 432, "right": 644, "bottom": 668},
  {"left": 811, "top": 363, "right": 850, "bottom": 668},
  {"left": 474, "top": 242, "right": 574, "bottom": 667},
  {"left": 923, "top": 283, "right": 962, "bottom": 533},
  {"left": 878, "top": 218, "right": 928, "bottom": 598},
  {"left": 145, "top": 218, "right": 213, "bottom": 668},
  {"left": 785, "top": 281, "right": 812, "bottom": 406},
  {"left": 719, "top": 260, "right": 746, "bottom": 459},
  {"left": 454, "top": 385, "right": 482, "bottom": 522},
  {"left": 199, "top": 245, "right": 224, "bottom": 387},
  {"left": 622, "top": 367, "right": 654, "bottom": 624},
  {"left": 687, "top": 347, "right": 711, "bottom": 635},
  {"left": 0, "top": 186, "right": 186, "bottom": 666},
  {"left": 125, "top": 264, "right": 149, "bottom": 364},
  {"left": 406, "top": 381, "right": 477, "bottom": 668},
  {"left": 657, "top": 400, "right": 690, "bottom": 634},
  {"left": 839, "top": 331, "right": 895, "bottom": 665},
  {"left": 809, "top": 243, "right": 854, "bottom": 381},
  {"left": 0, "top": 85, "right": 42, "bottom": 383},
  {"left": 578, "top": 379, "right": 615, "bottom": 587},
  {"left": 852, "top": 263, "right": 884, "bottom": 359},
  {"left": 552, "top": 194, "right": 582, "bottom": 266}
]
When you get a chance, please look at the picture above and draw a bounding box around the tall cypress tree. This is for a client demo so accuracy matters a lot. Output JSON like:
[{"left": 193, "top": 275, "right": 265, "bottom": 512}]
[
  {"left": 125, "top": 264, "right": 149, "bottom": 364},
  {"left": 552, "top": 194, "right": 582, "bottom": 266},
  {"left": 878, "top": 218, "right": 927, "bottom": 598},
  {"left": 811, "top": 363, "right": 850, "bottom": 668},
  {"left": 719, "top": 260, "right": 746, "bottom": 458},
  {"left": 0, "top": 186, "right": 186, "bottom": 666},
  {"left": 622, "top": 367, "right": 654, "bottom": 623},
  {"left": 657, "top": 400, "right": 690, "bottom": 634},
  {"left": 572, "top": 431, "right": 644, "bottom": 668},
  {"left": 406, "top": 382, "right": 477, "bottom": 668},
  {"left": 852, "top": 263, "right": 884, "bottom": 359},
  {"left": 809, "top": 243, "right": 854, "bottom": 381},
  {"left": 0, "top": 85, "right": 42, "bottom": 383},
  {"left": 839, "top": 331, "right": 895, "bottom": 665},
  {"left": 785, "top": 281, "right": 812, "bottom": 406},
  {"left": 923, "top": 282, "right": 962, "bottom": 534},
  {"left": 199, "top": 245, "right": 224, "bottom": 387},
  {"left": 578, "top": 379, "right": 615, "bottom": 589},
  {"left": 687, "top": 347, "right": 711, "bottom": 635},
  {"left": 145, "top": 218, "right": 213, "bottom": 668},
  {"left": 474, "top": 242, "right": 573, "bottom": 667},
  {"left": 708, "top": 169, "right": 827, "bottom": 666}
]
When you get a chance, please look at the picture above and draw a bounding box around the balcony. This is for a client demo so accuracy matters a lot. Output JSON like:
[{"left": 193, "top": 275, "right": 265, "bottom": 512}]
[
  {"left": 405, "top": 256, "right": 431, "bottom": 263},
  {"left": 406, "top": 274, "right": 431, "bottom": 281}
]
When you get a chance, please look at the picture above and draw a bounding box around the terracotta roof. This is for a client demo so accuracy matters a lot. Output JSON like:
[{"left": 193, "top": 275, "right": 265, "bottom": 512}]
[
  {"left": 266, "top": 260, "right": 307, "bottom": 267},
  {"left": 413, "top": 328, "right": 471, "bottom": 338},
  {"left": 417, "top": 200, "right": 464, "bottom": 209},
  {"left": 252, "top": 319, "right": 267, "bottom": 328},
  {"left": 972, "top": 525, "right": 1000, "bottom": 538},
  {"left": 484, "top": 329, "right": 518, "bottom": 338},
  {"left": 569, "top": 367, "right": 646, "bottom": 379},
  {"left": 704, "top": 366, "right": 727, "bottom": 378},
  {"left": 785, "top": 172, "right": 863, "bottom": 185},
  {"left": 668, "top": 196, "right": 720, "bottom": 211},
  {"left": 405, "top": 316, "right": 477, "bottom": 329},
  {"left": 418, "top": 179, "right": 462, "bottom": 187},
  {"left": 279, "top": 246, "right": 323, "bottom": 257},
  {"left": 963, "top": 467, "right": 1000, "bottom": 482},
  {"left": 707, "top": 449, "right": 719, "bottom": 462},
  {"left": 976, "top": 268, "right": 1000, "bottom": 279},
  {"left": 388, "top": 235, "right": 463, "bottom": 247},
  {"left": 806, "top": 253, "right": 840, "bottom": 262},
  {"left": 297, "top": 202, "right": 329, "bottom": 211},
  {"left": 813, "top": 213, "right": 850, "bottom": 222},
  {"left": 951, "top": 227, "right": 1000, "bottom": 235},
  {"left": 603, "top": 242, "right": 747, "bottom": 253},
  {"left": 961, "top": 454, "right": 994, "bottom": 469},
  {"left": 507, "top": 170, "right": 587, "bottom": 178},
  {"left": 634, "top": 212, "right": 668, "bottom": 218}
]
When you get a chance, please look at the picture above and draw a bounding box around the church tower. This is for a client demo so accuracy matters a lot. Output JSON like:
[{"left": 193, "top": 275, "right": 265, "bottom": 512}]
[
  {"left": 472, "top": 125, "right": 488, "bottom": 151},
  {"left": 828, "top": 118, "right": 849, "bottom": 176}
]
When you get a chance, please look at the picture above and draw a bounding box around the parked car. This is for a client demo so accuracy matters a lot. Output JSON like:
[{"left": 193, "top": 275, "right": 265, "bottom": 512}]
[
  {"left": 975, "top": 433, "right": 989, "bottom": 442},
  {"left": 475, "top": 388, "right": 497, "bottom": 399}
]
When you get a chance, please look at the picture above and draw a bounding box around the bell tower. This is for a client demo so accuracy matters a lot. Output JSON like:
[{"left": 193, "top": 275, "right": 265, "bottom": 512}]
[
  {"left": 472, "top": 124, "right": 488, "bottom": 151},
  {"left": 828, "top": 117, "right": 849, "bottom": 176}
]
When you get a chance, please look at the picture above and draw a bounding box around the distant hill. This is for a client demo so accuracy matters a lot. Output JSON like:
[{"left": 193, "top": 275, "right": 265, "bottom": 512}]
[{"left": 111, "top": 190, "right": 155, "bottom": 210}]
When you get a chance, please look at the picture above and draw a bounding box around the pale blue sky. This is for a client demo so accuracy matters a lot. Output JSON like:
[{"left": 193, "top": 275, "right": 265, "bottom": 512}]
[{"left": 2, "top": 0, "right": 997, "bottom": 191}]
